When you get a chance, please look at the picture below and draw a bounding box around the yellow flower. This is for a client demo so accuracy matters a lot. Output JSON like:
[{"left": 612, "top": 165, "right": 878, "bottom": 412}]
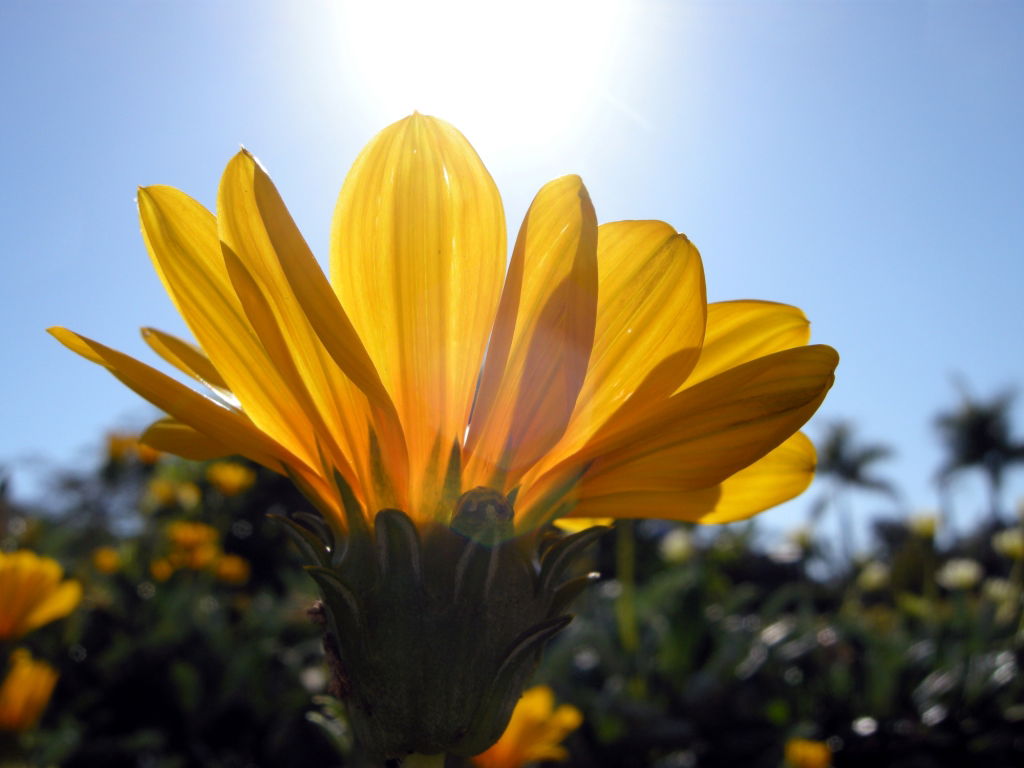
[
  {"left": 992, "top": 527, "right": 1024, "bottom": 560},
  {"left": 91, "top": 546, "right": 122, "bottom": 574},
  {"left": 214, "top": 554, "right": 251, "bottom": 585},
  {"left": 146, "top": 477, "right": 178, "bottom": 506},
  {"left": 150, "top": 558, "right": 174, "bottom": 582},
  {"left": 105, "top": 432, "right": 136, "bottom": 463},
  {"left": 472, "top": 686, "right": 582, "bottom": 768},
  {"left": 908, "top": 513, "right": 939, "bottom": 539},
  {"left": 206, "top": 461, "right": 257, "bottom": 496},
  {"left": 0, "top": 649, "right": 59, "bottom": 732},
  {"left": 51, "top": 114, "right": 836, "bottom": 534},
  {"left": 785, "top": 738, "right": 831, "bottom": 768},
  {"left": 166, "top": 520, "right": 219, "bottom": 550},
  {"left": 0, "top": 550, "right": 82, "bottom": 640}
]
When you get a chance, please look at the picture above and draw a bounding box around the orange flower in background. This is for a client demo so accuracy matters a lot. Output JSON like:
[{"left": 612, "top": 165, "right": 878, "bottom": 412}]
[
  {"left": 150, "top": 558, "right": 173, "bottom": 582},
  {"left": 0, "top": 649, "right": 59, "bottom": 732},
  {"left": 785, "top": 738, "right": 832, "bottom": 768},
  {"left": 51, "top": 113, "right": 836, "bottom": 533},
  {"left": 0, "top": 550, "right": 82, "bottom": 640},
  {"left": 206, "top": 461, "right": 257, "bottom": 496},
  {"left": 215, "top": 554, "right": 251, "bottom": 585},
  {"left": 472, "top": 686, "right": 582, "bottom": 767},
  {"left": 91, "top": 546, "right": 122, "bottom": 574}
]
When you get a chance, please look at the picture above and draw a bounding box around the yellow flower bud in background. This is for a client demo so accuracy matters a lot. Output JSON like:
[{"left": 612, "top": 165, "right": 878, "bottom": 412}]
[
  {"left": 857, "top": 561, "right": 890, "bottom": 592},
  {"left": 785, "top": 738, "right": 831, "bottom": 768},
  {"left": 206, "top": 461, "right": 257, "bottom": 497},
  {"left": 908, "top": 513, "right": 938, "bottom": 539},
  {"left": 91, "top": 546, "right": 121, "bottom": 574},
  {"left": 659, "top": 528, "right": 695, "bottom": 564},
  {"left": 150, "top": 558, "right": 174, "bottom": 582},
  {"left": 166, "top": 521, "right": 219, "bottom": 550},
  {"left": 936, "top": 558, "right": 983, "bottom": 591},
  {"left": 992, "top": 527, "right": 1024, "bottom": 560},
  {"left": 472, "top": 686, "right": 582, "bottom": 768},
  {"left": 147, "top": 477, "right": 178, "bottom": 507},
  {"left": 0, "top": 649, "right": 59, "bottom": 732},
  {"left": 215, "top": 554, "right": 251, "bottom": 585}
]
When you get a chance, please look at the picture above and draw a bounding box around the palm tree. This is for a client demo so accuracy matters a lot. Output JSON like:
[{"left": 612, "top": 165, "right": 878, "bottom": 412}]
[
  {"left": 815, "top": 421, "right": 898, "bottom": 562},
  {"left": 935, "top": 384, "right": 1024, "bottom": 521}
]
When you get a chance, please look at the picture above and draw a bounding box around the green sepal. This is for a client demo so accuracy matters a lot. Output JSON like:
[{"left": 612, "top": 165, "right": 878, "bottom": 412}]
[
  {"left": 268, "top": 513, "right": 331, "bottom": 568},
  {"left": 538, "top": 525, "right": 609, "bottom": 594}
]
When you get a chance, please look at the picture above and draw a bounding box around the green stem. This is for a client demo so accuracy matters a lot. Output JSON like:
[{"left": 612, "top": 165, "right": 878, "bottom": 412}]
[
  {"left": 402, "top": 754, "right": 445, "bottom": 768},
  {"left": 615, "top": 520, "right": 638, "bottom": 653}
]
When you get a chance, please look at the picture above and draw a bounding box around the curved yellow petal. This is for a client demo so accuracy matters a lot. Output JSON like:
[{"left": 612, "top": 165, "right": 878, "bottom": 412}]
[
  {"left": 527, "top": 219, "right": 706, "bottom": 479},
  {"left": 332, "top": 114, "right": 505, "bottom": 515},
  {"left": 49, "top": 327, "right": 291, "bottom": 474},
  {"left": 140, "top": 417, "right": 233, "bottom": 461},
  {"left": 137, "top": 185, "right": 317, "bottom": 467},
  {"left": 20, "top": 580, "right": 82, "bottom": 635},
  {"left": 518, "top": 345, "right": 837, "bottom": 527},
  {"left": 218, "top": 151, "right": 405, "bottom": 509},
  {"left": 569, "top": 431, "right": 817, "bottom": 522},
  {"left": 683, "top": 300, "right": 810, "bottom": 388},
  {"left": 141, "top": 327, "right": 229, "bottom": 392},
  {"left": 465, "top": 175, "right": 598, "bottom": 491}
]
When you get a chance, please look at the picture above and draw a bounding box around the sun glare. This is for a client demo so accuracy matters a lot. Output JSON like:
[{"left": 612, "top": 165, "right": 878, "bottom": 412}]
[{"left": 333, "top": 0, "right": 627, "bottom": 152}]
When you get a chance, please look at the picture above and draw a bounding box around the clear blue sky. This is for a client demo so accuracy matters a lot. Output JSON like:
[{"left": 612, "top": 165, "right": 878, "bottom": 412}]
[{"left": 2, "top": 1, "right": 1022, "bottom": 546}]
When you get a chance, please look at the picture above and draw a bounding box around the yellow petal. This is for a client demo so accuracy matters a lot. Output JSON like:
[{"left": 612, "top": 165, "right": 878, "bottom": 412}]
[
  {"left": 465, "top": 175, "right": 598, "bottom": 490},
  {"left": 527, "top": 219, "right": 706, "bottom": 480},
  {"left": 683, "top": 300, "right": 810, "bottom": 388},
  {"left": 137, "top": 185, "right": 317, "bottom": 467},
  {"left": 49, "top": 327, "right": 292, "bottom": 473},
  {"left": 141, "top": 327, "right": 229, "bottom": 392},
  {"left": 332, "top": 114, "right": 505, "bottom": 514},
  {"left": 218, "top": 151, "right": 404, "bottom": 509},
  {"left": 518, "top": 345, "right": 837, "bottom": 526},
  {"left": 20, "top": 580, "right": 82, "bottom": 635},
  {"left": 140, "top": 417, "right": 233, "bottom": 461},
  {"left": 569, "top": 431, "right": 817, "bottom": 522}
]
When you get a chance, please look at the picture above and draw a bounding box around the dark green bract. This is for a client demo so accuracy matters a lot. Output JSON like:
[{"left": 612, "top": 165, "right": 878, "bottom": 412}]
[{"left": 275, "top": 484, "right": 605, "bottom": 760}]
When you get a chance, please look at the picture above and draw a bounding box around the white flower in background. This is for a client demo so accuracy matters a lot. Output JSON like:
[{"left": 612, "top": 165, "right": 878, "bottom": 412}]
[
  {"left": 857, "top": 561, "right": 890, "bottom": 592},
  {"left": 936, "top": 558, "right": 983, "bottom": 591},
  {"left": 992, "top": 527, "right": 1024, "bottom": 560},
  {"left": 659, "top": 528, "right": 696, "bottom": 564}
]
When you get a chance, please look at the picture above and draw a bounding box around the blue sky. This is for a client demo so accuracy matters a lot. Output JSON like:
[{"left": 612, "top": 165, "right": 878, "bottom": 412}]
[{"left": 2, "top": 1, "right": 1022, "bottom": 546}]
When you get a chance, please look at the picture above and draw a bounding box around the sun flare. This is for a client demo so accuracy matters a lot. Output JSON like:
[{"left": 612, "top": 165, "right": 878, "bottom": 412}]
[{"left": 332, "top": 0, "right": 627, "bottom": 151}]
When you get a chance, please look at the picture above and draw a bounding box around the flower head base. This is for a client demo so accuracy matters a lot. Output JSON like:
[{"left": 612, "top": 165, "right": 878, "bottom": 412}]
[
  {"left": 0, "top": 550, "right": 82, "bottom": 640},
  {"left": 0, "top": 650, "right": 59, "bottom": 732},
  {"left": 472, "top": 685, "right": 582, "bottom": 768},
  {"left": 293, "top": 483, "right": 603, "bottom": 759}
]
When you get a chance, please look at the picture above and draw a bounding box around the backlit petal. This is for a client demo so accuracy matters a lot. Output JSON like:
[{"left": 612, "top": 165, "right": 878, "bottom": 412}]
[
  {"left": 568, "top": 431, "right": 817, "bottom": 522},
  {"left": 137, "top": 186, "right": 318, "bottom": 467},
  {"left": 141, "top": 417, "right": 233, "bottom": 461},
  {"left": 141, "top": 327, "right": 229, "bottom": 392},
  {"left": 20, "top": 580, "right": 82, "bottom": 635},
  {"left": 683, "top": 300, "right": 810, "bottom": 388},
  {"left": 465, "top": 175, "right": 598, "bottom": 491},
  {"left": 528, "top": 219, "right": 706, "bottom": 478},
  {"left": 332, "top": 114, "right": 505, "bottom": 514}
]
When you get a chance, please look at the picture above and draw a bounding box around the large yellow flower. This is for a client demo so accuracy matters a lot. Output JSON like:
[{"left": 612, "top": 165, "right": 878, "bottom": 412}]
[
  {"left": 51, "top": 114, "right": 836, "bottom": 534},
  {"left": 0, "top": 649, "right": 59, "bottom": 732},
  {"left": 0, "top": 550, "right": 82, "bottom": 640}
]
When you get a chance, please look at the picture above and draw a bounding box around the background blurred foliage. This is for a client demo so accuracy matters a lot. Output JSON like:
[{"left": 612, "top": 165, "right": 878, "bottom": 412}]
[{"left": 0, "top": 390, "right": 1022, "bottom": 767}]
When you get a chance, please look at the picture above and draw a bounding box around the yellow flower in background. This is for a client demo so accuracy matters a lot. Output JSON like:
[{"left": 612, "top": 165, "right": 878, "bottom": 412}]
[
  {"left": 857, "top": 561, "right": 890, "bottom": 592},
  {"left": 992, "top": 527, "right": 1024, "bottom": 560},
  {"left": 785, "top": 738, "right": 831, "bottom": 768},
  {"left": 150, "top": 558, "right": 174, "bottom": 582},
  {"left": 936, "top": 558, "right": 983, "bottom": 591},
  {"left": 472, "top": 686, "right": 582, "bottom": 768},
  {"left": 0, "top": 550, "right": 82, "bottom": 640},
  {"left": 908, "top": 513, "right": 939, "bottom": 539},
  {"left": 51, "top": 113, "right": 836, "bottom": 534},
  {"left": 0, "top": 649, "right": 59, "bottom": 732},
  {"left": 106, "top": 432, "right": 136, "bottom": 463},
  {"left": 206, "top": 461, "right": 257, "bottom": 496},
  {"left": 215, "top": 554, "right": 251, "bottom": 585},
  {"left": 166, "top": 520, "right": 219, "bottom": 549},
  {"left": 91, "top": 546, "right": 122, "bottom": 574}
]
